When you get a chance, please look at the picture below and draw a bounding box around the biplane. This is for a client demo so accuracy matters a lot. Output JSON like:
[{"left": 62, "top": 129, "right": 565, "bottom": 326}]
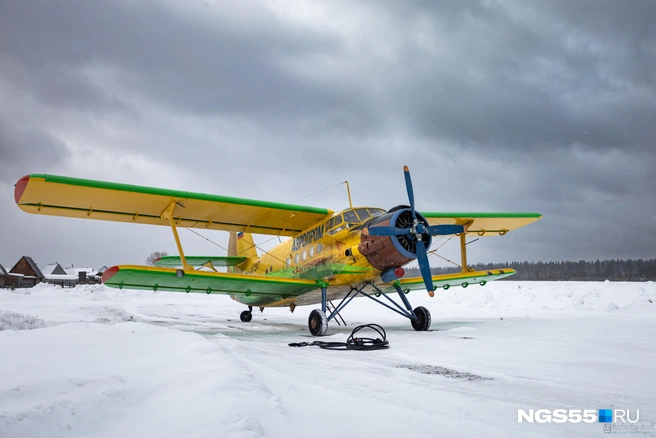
[{"left": 14, "top": 167, "right": 541, "bottom": 336}]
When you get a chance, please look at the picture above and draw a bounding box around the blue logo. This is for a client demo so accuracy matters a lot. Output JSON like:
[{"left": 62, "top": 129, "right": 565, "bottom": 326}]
[{"left": 599, "top": 409, "right": 613, "bottom": 423}]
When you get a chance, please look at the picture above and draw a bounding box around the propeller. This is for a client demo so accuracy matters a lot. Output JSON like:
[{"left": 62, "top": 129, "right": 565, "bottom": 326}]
[{"left": 369, "top": 166, "right": 465, "bottom": 296}]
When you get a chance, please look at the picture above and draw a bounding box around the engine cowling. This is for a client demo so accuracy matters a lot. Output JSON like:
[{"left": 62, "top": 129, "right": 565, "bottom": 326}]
[{"left": 358, "top": 206, "right": 432, "bottom": 270}]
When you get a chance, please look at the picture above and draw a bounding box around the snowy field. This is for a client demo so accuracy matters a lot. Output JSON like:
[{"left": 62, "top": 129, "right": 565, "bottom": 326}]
[{"left": 1, "top": 281, "right": 655, "bottom": 438}]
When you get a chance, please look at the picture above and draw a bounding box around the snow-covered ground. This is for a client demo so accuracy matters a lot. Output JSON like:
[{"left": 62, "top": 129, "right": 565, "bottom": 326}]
[{"left": 0, "top": 281, "right": 654, "bottom": 438}]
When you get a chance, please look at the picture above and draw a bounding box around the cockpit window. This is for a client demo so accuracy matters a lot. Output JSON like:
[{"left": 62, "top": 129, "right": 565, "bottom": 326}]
[
  {"left": 327, "top": 208, "right": 387, "bottom": 234},
  {"left": 343, "top": 210, "right": 359, "bottom": 224},
  {"left": 368, "top": 208, "right": 385, "bottom": 218},
  {"left": 355, "top": 208, "right": 371, "bottom": 221}
]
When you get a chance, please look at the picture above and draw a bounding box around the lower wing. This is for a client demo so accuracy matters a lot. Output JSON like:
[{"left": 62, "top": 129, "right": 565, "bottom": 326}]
[
  {"left": 102, "top": 265, "right": 319, "bottom": 297},
  {"left": 386, "top": 268, "right": 515, "bottom": 293}
]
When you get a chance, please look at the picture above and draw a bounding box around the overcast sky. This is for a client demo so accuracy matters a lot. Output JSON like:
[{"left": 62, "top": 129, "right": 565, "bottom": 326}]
[{"left": 1, "top": 0, "right": 655, "bottom": 271}]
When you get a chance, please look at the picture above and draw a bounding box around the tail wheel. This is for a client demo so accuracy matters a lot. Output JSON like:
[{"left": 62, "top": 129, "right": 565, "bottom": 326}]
[
  {"left": 308, "top": 309, "right": 328, "bottom": 336},
  {"left": 240, "top": 310, "right": 253, "bottom": 322},
  {"left": 411, "top": 306, "right": 431, "bottom": 331}
]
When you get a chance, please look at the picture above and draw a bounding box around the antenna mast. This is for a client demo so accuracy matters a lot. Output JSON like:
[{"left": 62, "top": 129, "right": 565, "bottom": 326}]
[{"left": 344, "top": 181, "right": 353, "bottom": 209}]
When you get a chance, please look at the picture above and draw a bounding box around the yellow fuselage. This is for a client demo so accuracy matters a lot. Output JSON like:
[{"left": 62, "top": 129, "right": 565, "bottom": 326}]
[{"left": 233, "top": 207, "right": 386, "bottom": 307}]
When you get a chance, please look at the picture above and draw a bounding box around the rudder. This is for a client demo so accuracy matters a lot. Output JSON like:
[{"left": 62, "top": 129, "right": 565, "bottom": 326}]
[{"left": 228, "top": 231, "right": 258, "bottom": 273}]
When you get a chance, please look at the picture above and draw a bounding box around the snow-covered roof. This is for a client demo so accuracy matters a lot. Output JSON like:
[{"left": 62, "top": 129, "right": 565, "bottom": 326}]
[
  {"left": 0, "top": 264, "right": 7, "bottom": 275},
  {"left": 41, "top": 263, "right": 67, "bottom": 276}
]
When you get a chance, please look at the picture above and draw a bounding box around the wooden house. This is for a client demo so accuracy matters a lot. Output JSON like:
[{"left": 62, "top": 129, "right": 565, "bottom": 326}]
[
  {"left": 6, "top": 256, "right": 44, "bottom": 288},
  {"left": 0, "top": 264, "right": 7, "bottom": 288},
  {"left": 42, "top": 263, "right": 77, "bottom": 288}
]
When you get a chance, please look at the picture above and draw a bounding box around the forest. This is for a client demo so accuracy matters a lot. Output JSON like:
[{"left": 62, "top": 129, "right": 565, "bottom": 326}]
[{"left": 405, "top": 259, "right": 656, "bottom": 282}]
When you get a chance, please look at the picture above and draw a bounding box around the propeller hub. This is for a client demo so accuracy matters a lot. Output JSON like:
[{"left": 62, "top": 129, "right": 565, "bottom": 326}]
[{"left": 414, "top": 221, "right": 426, "bottom": 235}]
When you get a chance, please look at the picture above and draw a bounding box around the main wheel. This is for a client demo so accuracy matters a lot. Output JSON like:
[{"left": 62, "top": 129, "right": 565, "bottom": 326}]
[
  {"left": 308, "top": 309, "right": 328, "bottom": 336},
  {"left": 411, "top": 306, "right": 431, "bottom": 331},
  {"left": 240, "top": 310, "right": 253, "bottom": 322}
]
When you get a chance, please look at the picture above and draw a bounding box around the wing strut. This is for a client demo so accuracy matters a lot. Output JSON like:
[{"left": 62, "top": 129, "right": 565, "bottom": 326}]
[
  {"left": 459, "top": 231, "right": 474, "bottom": 273},
  {"left": 161, "top": 202, "right": 193, "bottom": 271}
]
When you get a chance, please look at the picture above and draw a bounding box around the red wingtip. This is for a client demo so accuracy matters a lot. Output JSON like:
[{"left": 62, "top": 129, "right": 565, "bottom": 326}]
[
  {"left": 14, "top": 175, "right": 30, "bottom": 204},
  {"left": 102, "top": 266, "right": 120, "bottom": 283},
  {"left": 153, "top": 257, "right": 161, "bottom": 264},
  {"left": 403, "top": 165, "right": 409, "bottom": 172}
]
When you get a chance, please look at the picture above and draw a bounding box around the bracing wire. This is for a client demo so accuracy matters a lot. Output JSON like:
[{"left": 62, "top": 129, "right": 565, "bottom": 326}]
[
  {"left": 290, "top": 181, "right": 346, "bottom": 203},
  {"left": 183, "top": 181, "right": 348, "bottom": 266}
]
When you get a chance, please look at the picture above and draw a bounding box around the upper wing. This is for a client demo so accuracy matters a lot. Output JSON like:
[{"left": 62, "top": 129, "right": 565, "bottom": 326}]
[
  {"left": 102, "top": 265, "right": 319, "bottom": 296},
  {"left": 420, "top": 212, "right": 542, "bottom": 236},
  {"left": 15, "top": 174, "right": 333, "bottom": 236}
]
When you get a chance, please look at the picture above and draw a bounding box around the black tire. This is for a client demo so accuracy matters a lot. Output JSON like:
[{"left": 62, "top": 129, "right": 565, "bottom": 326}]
[
  {"left": 240, "top": 310, "right": 252, "bottom": 322},
  {"left": 411, "top": 306, "right": 431, "bottom": 331},
  {"left": 308, "top": 309, "right": 328, "bottom": 336}
]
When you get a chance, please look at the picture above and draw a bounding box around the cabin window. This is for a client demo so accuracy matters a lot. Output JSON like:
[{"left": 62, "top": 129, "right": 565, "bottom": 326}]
[
  {"left": 294, "top": 253, "right": 300, "bottom": 264},
  {"left": 286, "top": 257, "right": 291, "bottom": 267},
  {"left": 301, "top": 250, "right": 307, "bottom": 261},
  {"left": 326, "top": 225, "right": 346, "bottom": 235},
  {"left": 309, "top": 246, "right": 315, "bottom": 257},
  {"left": 316, "top": 242, "right": 323, "bottom": 254},
  {"left": 327, "top": 215, "right": 343, "bottom": 230}
]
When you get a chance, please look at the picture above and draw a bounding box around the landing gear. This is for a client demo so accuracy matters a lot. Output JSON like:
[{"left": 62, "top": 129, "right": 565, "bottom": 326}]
[
  {"left": 240, "top": 306, "right": 253, "bottom": 322},
  {"left": 308, "top": 309, "right": 328, "bottom": 336},
  {"left": 411, "top": 306, "right": 431, "bottom": 331}
]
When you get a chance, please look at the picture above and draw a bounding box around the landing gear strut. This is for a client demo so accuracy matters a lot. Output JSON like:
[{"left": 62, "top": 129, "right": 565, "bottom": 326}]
[
  {"left": 240, "top": 306, "right": 253, "bottom": 322},
  {"left": 308, "top": 282, "right": 431, "bottom": 336}
]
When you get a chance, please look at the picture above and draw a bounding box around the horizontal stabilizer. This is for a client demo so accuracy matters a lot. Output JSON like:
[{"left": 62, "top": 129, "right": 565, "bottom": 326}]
[
  {"left": 102, "top": 265, "right": 319, "bottom": 296},
  {"left": 153, "top": 256, "right": 247, "bottom": 267}
]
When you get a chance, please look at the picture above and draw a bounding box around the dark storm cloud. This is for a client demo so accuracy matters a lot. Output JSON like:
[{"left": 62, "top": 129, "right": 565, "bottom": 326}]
[
  {"left": 383, "top": 0, "right": 656, "bottom": 153},
  {"left": 0, "top": 0, "right": 372, "bottom": 124},
  {"left": 0, "top": 118, "right": 71, "bottom": 183},
  {"left": 1, "top": 0, "right": 655, "bottom": 268}
]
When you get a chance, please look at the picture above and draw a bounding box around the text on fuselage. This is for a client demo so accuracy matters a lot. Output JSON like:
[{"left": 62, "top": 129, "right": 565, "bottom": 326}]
[{"left": 292, "top": 225, "right": 325, "bottom": 252}]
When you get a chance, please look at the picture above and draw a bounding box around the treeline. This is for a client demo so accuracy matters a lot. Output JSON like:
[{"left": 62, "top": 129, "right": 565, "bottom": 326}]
[{"left": 404, "top": 259, "right": 656, "bottom": 281}]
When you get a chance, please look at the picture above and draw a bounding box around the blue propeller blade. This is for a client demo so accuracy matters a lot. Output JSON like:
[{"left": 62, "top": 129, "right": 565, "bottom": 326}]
[
  {"left": 415, "top": 239, "right": 435, "bottom": 292},
  {"left": 403, "top": 165, "right": 416, "bottom": 219},
  {"left": 367, "top": 226, "right": 411, "bottom": 236},
  {"left": 426, "top": 224, "right": 465, "bottom": 236}
]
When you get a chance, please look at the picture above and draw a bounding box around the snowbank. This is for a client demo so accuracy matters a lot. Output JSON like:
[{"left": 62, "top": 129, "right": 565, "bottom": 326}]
[
  {"left": 0, "top": 310, "right": 46, "bottom": 331},
  {"left": 424, "top": 280, "right": 656, "bottom": 317},
  {"left": 0, "top": 281, "right": 654, "bottom": 437}
]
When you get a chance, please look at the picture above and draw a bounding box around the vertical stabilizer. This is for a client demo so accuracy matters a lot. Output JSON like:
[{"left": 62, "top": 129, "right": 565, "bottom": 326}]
[{"left": 228, "top": 231, "right": 259, "bottom": 273}]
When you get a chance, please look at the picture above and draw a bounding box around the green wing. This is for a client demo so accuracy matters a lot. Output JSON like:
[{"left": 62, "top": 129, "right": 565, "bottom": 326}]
[
  {"left": 102, "top": 265, "right": 319, "bottom": 296},
  {"left": 386, "top": 269, "right": 516, "bottom": 292}
]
